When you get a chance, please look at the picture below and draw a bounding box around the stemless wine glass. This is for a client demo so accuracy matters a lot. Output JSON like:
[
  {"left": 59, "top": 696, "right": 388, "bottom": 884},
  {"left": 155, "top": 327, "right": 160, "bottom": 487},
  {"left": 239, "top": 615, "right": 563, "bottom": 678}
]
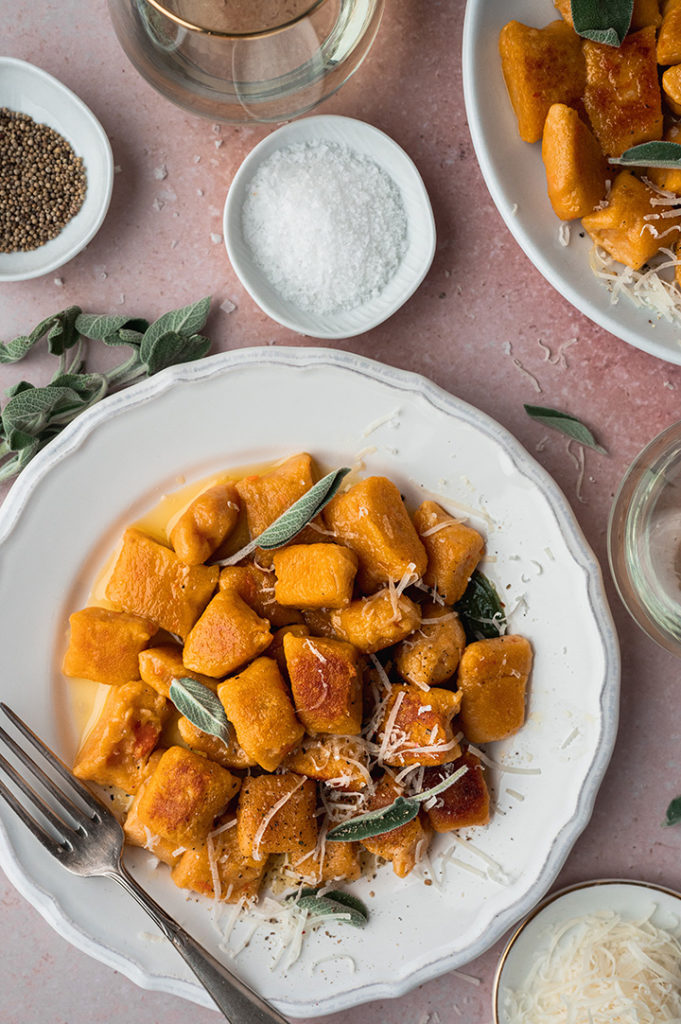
[{"left": 108, "top": 0, "right": 385, "bottom": 123}]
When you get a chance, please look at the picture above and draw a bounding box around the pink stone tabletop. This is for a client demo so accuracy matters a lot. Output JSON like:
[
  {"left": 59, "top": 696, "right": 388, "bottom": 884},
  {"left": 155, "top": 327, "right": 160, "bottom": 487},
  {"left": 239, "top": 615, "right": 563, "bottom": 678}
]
[{"left": 2, "top": 2, "right": 681, "bottom": 1023}]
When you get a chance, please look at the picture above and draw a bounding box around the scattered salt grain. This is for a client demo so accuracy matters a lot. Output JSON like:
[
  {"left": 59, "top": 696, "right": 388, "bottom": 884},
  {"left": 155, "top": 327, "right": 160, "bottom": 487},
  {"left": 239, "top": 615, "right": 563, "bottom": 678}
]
[
  {"left": 53, "top": 277, "right": 63, "bottom": 287},
  {"left": 242, "top": 139, "right": 408, "bottom": 315},
  {"left": 211, "top": 232, "right": 222, "bottom": 244},
  {"left": 153, "top": 163, "right": 168, "bottom": 180},
  {"left": 220, "top": 298, "right": 237, "bottom": 313}
]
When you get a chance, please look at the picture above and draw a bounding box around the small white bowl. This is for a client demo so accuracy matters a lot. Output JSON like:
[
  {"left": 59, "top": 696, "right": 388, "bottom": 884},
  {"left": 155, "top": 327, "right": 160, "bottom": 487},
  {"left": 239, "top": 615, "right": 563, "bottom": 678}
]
[
  {"left": 0, "top": 58, "right": 114, "bottom": 283},
  {"left": 223, "top": 114, "right": 436, "bottom": 339},
  {"left": 493, "top": 879, "right": 681, "bottom": 1023}
]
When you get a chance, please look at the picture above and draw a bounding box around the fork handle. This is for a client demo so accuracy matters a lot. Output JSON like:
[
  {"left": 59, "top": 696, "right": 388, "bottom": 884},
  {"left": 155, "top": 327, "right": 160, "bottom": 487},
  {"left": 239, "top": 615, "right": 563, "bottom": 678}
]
[{"left": 109, "top": 865, "right": 289, "bottom": 1024}]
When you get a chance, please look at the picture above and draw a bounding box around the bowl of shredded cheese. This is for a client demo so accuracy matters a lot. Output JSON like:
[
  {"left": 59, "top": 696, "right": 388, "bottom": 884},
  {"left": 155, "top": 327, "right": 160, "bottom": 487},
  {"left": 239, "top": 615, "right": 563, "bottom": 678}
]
[
  {"left": 494, "top": 879, "right": 681, "bottom": 1024},
  {"left": 223, "top": 114, "right": 436, "bottom": 338}
]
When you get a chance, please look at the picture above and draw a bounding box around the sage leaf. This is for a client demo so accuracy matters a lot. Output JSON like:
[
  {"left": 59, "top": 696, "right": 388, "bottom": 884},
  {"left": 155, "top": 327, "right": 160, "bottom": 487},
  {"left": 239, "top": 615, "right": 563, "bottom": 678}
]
[
  {"left": 168, "top": 677, "right": 231, "bottom": 745},
  {"left": 326, "top": 795, "right": 419, "bottom": 842},
  {"left": 0, "top": 297, "right": 214, "bottom": 482},
  {"left": 215, "top": 467, "right": 351, "bottom": 567},
  {"left": 75, "top": 313, "right": 137, "bottom": 340},
  {"left": 1, "top": 386, "right": 85, "bottom": 436},
  {"left": 455, "top": 570, "right": 507, "bottom": 643},
  {"left": 141, "top": 330, "right": 211, "bottom": 376},
  {"left": 0, "top": 335, "right": 36, "bottom": 365},
  {"left": 326, "top": 768, "right": 469, "bottom": 843},
  {"left": 287, "top": 888, "right": 369, "bottom": 927},
  {"left": 139, "top": 296, "right": 211, "bottom": 364},
  {"left": 524, "top": 404, "right": 607, "bottom": 454},
  {"left": 46, "top": 307, "right": 81, "bottom": 356},
  {"left": 611, "top": 141, "right": 681, "bottom": 168},
  {"left": 571, "top": 0, "right": 633, "bottom": 45},
  {"left": 411, "top": 764, "right": 469, "bottom": 803},
  {"left": 664, "top": 795, "right": 681, "bottom": 826}
]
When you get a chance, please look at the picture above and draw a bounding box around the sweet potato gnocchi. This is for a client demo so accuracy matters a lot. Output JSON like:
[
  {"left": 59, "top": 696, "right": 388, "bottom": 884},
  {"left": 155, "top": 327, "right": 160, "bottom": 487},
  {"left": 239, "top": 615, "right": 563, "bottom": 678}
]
[
  {"left": 63, "top": 453, "right": 532, "bottom": 911},
  {"left": 500, "top": 2, "right": 681, "bottom": 279}
]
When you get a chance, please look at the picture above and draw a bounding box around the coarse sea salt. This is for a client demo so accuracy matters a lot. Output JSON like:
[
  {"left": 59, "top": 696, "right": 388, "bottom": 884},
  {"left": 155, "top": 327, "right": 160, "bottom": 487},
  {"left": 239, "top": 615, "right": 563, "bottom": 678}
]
[{"left": 241, "top": 139, "right": 408, "bottom": 316}]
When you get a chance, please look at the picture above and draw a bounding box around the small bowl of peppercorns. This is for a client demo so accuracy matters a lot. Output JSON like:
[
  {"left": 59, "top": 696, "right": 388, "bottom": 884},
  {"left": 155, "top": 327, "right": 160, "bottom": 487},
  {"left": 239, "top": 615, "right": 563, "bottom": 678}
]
[{"left": 0, "top": 58, "right": 113, "bottom": 282}]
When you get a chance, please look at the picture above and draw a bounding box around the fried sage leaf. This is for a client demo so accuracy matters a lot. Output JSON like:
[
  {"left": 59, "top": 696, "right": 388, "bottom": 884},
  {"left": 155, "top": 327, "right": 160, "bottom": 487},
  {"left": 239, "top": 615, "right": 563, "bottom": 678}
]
[
  {"left": 169, "top": 677, "right": 231, "bottom": 744},
  {"left": 524, "top": 404, "right": 607, "bottom": 454},
  {"left": 611, "top": 141, "right": 681, "bottom": 168},
  {"left": 455, "top": 570, "right": 507, "bottom": 643},
  {"left": 327, "top": 766, "right": 468, "bottom": 842},
  {"left": 215, "top": 466, "right": 351, "bottom": 566},
  {"left": 571, "top": 0, "right": 633, "bottom": 46},
  {"left": 326, "top": 796, "right": 419, "bottom": 842},
  {"left": 287, "top": 888, "right": 369, "bottom": 927}
]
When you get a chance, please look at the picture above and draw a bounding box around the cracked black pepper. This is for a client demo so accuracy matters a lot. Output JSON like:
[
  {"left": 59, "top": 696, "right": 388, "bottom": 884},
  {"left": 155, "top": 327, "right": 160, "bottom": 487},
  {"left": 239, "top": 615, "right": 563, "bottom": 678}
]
[{"left": 0, "top": 108, "right": 87, "bottom": 253}]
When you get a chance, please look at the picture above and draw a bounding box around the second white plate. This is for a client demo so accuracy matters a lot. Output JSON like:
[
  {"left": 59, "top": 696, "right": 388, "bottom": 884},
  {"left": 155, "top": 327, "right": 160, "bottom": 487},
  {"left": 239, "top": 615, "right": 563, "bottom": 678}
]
[{"left": 462, "top": 0, "right": 681, "bottom": 365}]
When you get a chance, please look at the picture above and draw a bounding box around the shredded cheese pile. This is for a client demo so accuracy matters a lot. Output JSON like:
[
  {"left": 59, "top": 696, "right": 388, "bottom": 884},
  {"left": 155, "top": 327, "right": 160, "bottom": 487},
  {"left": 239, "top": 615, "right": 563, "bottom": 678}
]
[
  {"left": 590, "top": 243, "right": 681, "bottom": 326},
  {"left": 504, "top": 908, "right": 681, "bottom": 1023}
]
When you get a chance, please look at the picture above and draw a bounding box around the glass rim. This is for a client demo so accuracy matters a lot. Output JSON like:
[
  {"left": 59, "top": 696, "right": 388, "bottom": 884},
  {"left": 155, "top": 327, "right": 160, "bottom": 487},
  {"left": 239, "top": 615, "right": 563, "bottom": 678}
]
[{"left": 142, "top": 0, "right": 331, "bottom": 38}]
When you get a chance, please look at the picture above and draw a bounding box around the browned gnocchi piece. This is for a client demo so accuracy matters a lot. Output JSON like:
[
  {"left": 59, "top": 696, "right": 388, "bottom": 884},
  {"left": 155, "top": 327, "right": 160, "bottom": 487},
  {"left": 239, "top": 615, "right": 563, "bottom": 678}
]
[
  {"left": 236, "top": 773, "right": 317, "bottom": 860},
  {"left": 183, "top": 589, "right": 272, "bottom": 677},
  {"left": 171, "top": 820, "right": 267, "bottom": 903},
  {"left": 457, "top": 635, "right": 533, "bottom": 744},
  {"left": 217, "top": 657, "right": 304, "bottom": 771},
  {"left": 283, "top": 633, "right": 362, "bottom": 735},
  {"left": 273, "top": 543, "right": 358, "bottom": 609},
  {"left": 378, "top": 684, "right": 462, "bottom": 767},
  {"left": 413, "top": 501, "right": 485, "bottom": 604},
  {"left": 73, "top": 681, "right": 168, "bottom": 793},
  {"left": 63, "top": 606, "right": 158, "bottom": 686},
  {"left": 423, "top": 752, "right": 491, "bottom": 832},
  {"left": 360, "top": 775, "right": 432, "bottom": 878},
  {"left": 323, "top": 476, "right": 427, "bottom": 592},
  {"left": 169, "top": 481, "right": 240, "bottom": 565},
  {"left": 134, "top": 745, "right": 241, "bottom": 847},
  {"left": 106, "top": 527, "right": 218, "bottom": 639},
  {"left": 394, "top": 604, "right": 467, "bottom": 688}
]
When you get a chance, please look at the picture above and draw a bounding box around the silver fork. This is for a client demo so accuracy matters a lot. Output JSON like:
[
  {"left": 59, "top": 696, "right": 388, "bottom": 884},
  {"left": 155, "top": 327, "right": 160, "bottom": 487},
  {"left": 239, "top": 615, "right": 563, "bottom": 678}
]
[{"left": 0, "top": 703, "right": 289, "bottom": 1024}]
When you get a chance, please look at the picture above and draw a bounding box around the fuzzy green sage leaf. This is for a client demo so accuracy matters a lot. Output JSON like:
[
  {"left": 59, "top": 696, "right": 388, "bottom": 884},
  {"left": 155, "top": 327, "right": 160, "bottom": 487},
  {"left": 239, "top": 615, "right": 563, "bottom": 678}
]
[
  {"left": 611, "top": 141, "right": 681, "bottom": 169},
  {"left": 327, "top": 766, "right": 468, "bottom": 842},
  {"left": 524, "top": 404, "right": 607, "bottom": 454},
  {"left": 663, "top": 795, "right": 681, "bottom": 826},
  {"left": 215, "top": 467, "right": 351, "bottom": 567},
  {"left": 455, "top": 570, "right": 507, "bottom": 643},
  {"left": 571, "top": 0, "right": 633, "bottom": 45},
  {"left": 168, "top": 677, "right": 231, "bottom": 745},
  {"left": 286, "top": 888, "right": 369, "bottom": 927}
]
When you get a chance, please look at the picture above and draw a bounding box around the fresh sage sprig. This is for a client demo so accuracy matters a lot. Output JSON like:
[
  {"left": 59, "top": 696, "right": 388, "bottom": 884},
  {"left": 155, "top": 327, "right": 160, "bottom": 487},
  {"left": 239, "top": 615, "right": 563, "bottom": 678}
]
[
  {"left": 455, "top": 571, "right": 507, "bottom": 643},
  {"left": 214, "top": 466, "right": 351, "bottom": 566},
  {"left": 286, "top": 887, "right": 369, "bottom": 927},
  {"left": 571, "top": 0, "right": 633, "bottom": 46},
  {"left": 0, "top": 297, "right": 212, "bottom": 482},
  {"left": 326, "top": 765, "right": 468, "bottom": 842},
  {"left": 611, "top": 141, "right": 681, "bottom": 169},
  {"left": 524, "top": 404, "right": 607, "bottom": 455},
  {"left": 663, "top": 795, "right": 681, "bottom": 827},
  {"left": 168, "top": 677, "right": 231, "bottom": 745}
]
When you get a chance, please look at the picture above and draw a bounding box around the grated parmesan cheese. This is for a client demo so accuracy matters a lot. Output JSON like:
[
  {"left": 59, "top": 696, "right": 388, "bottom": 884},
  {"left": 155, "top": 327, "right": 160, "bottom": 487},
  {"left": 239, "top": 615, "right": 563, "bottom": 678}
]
[{"left": 504, "top": 908, "right": 681, "bottom": 1023}]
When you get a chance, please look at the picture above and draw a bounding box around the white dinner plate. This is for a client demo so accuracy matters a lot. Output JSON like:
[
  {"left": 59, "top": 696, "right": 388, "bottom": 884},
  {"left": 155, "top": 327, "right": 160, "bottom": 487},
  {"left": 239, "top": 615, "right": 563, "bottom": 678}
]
[
  {"left": 462, "top": 0, "right": 681, "bottom": 366},
  {"left": 494, "top": 879, "right": 681, "bottom": 1022},
  {"left": 0, "top": 347, "right": 619, "bottom": 1017}
]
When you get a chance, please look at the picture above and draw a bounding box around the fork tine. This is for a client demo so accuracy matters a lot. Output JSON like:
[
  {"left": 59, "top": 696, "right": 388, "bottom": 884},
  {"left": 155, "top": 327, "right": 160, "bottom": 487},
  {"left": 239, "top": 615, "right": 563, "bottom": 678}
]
[
  {"left": 0, "top": 724, "right": 89, "bottom": 831},
  {"left": 0, "top": 778, "right": 67, "bottom": 858},
  {"left": 0, "top": 749, "right": 78, "bottom": 840},
  {"left": 0, "top": 703, "right": 104, "bottom": 819}
]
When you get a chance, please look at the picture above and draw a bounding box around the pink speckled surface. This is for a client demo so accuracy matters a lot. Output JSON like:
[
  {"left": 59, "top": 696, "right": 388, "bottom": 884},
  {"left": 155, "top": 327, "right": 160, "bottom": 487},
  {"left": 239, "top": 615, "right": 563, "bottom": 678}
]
[{"left": 2, "top": 1, "right": 681, "bottom": 1022}]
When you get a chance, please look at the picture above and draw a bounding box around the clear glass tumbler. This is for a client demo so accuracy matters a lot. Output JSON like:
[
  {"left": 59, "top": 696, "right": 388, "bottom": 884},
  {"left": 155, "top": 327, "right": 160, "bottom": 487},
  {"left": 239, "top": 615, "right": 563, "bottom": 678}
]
[
  {"left": 608, "top": 420, "right": 681, "bottom": 654},
  {"left": 108, "top": 0, "right": 385, "bottom": 124}
]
